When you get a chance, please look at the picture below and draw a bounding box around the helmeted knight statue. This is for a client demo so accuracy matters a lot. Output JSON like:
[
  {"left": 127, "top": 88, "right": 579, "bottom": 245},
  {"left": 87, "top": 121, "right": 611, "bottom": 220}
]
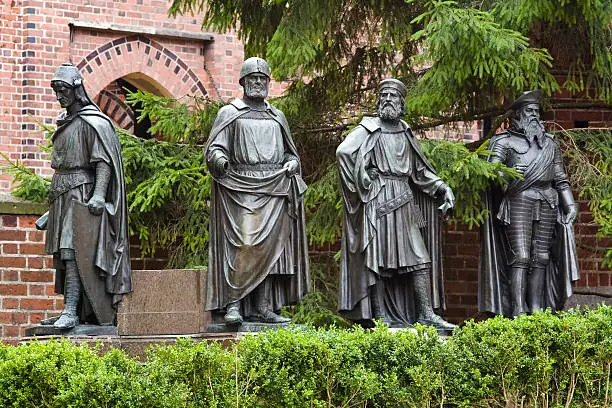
[
  {"left": 336, "top": 78, "right": 455, "bottom": 330},
  {"left": 479, "top": 90, "right": 579, "bottom": 317},
  {"left": 205, "top": 57, "right": 310, "bottom": 326},
  {"left": 37, "top": 63, "right": 132, "bottom": 330}
]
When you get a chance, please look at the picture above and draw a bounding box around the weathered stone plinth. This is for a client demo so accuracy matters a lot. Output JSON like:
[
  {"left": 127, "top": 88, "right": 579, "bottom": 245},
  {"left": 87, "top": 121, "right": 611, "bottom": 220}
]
[
  {"left": 563, "top": 287, "right": 612, "bottom": 311},
  {"left": 25, "top": 324, "right": 117, "bottom": 337},
  {"left": 207, "top": 321, "right": 292, "bottom": 333},
  {"left": 116, "top": 269, "right": 209, "bottom": 335}
]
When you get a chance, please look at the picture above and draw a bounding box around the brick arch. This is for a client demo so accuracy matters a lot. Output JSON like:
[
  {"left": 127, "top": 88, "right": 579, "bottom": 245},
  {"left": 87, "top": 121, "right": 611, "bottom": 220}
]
[
  {"left": 94, "top": 90, "right": 135, "bottom": 133},
  {"left": 75, "top": 35, "right": 209, "bottom": 100}
]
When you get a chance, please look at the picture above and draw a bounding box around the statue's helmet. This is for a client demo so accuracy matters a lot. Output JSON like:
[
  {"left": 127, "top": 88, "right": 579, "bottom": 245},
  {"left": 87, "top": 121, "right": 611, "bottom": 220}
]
[
  {"left": 51, "top": 63, "right": 83, "bottom": 88},
  {"left": 239, "top": 57, "right": 271, "bottom": 85}
]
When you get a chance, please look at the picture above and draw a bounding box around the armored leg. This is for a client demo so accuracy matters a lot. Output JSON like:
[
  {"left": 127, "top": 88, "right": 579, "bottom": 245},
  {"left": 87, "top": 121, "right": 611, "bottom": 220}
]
[
  {"left": 370, "top": 281, "right": 395, "bottom": 325},
  {"left": 412, "top": 271, "right": 455, "bottom": 330},
  {"left": 527, "top": 266, "right": 546, "bottom": 312},
  {"left": 54, "top": 257, "right": 81, "bottom": 330},
  {"left": 509, "top": 266, "right": 528, "bottom": 316},
  {"left": 254, "top": 279, "right": 290, "bottom": 324},
  {"left": 527, "top": 205, "right": 556, "bottom": 313}
]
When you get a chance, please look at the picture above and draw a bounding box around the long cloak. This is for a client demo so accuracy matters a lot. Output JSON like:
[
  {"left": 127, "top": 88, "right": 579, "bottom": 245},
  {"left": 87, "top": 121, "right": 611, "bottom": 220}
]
[
  {"left": 337, "top": 116, "right": 446, "bottom": 323},
  {"left": 205, "top": 99, "right": 310, "bottom": 313}
]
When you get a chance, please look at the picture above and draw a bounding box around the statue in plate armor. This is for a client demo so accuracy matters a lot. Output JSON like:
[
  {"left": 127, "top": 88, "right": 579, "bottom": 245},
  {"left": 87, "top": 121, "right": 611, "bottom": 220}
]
[{"left": 479, "top": 90, "right": 579, "bottom": 317}]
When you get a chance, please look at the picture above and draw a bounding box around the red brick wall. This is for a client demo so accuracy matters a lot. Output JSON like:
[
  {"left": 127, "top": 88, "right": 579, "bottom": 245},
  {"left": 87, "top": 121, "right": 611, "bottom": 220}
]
[
  {"left": 0, "top": 214, "right": 60, "bottom": 344},
  {"left": 443, "top": 199, "right": 612, "bottom": 323},
  {"left": 0, "top": 0, "right": 248, "bottom": 193},
  {"left": 0, "top": 211, "right": 174, "bottom": 344}
]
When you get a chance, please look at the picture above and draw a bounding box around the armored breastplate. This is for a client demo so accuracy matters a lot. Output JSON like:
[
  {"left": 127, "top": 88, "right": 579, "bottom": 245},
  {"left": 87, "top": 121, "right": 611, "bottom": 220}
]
[
  {"left": 502, "top": 135, "right": 559, "bottom": 205},
  {"left": 503, "top": 138, "right": 541, "bottom": 169}
]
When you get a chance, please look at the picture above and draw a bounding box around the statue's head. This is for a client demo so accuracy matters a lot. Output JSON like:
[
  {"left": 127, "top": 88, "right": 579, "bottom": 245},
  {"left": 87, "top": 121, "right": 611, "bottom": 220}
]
[
  {"left": 239, "top": 57, "right": 271, "bottom": 101},
  {"left": 377, "top": 78, "right": 406, "bottom": 122},
  {"left": 510, "top": 90, "right": 544, "bottom": 137},
  {"left": 51, "top": 63, "right": 90, "bottom": 108}
]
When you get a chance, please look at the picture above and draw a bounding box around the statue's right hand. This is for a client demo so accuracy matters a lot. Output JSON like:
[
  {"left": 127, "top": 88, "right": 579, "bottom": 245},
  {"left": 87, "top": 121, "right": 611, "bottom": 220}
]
[
  {"left": 362, "top": 173, "right": 372, "bottom": 190},
  {"left": 214, "top": 157, "right": 229, "bottom": 177},
  {"left": 513, "top": 163, "right": 528, "bottom": 174}
]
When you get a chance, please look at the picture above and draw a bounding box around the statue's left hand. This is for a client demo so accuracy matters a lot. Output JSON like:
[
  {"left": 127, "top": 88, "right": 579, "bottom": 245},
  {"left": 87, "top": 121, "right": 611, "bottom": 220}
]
[
  {"left": 87, "top": 195, "right": 106, "bottom": 216},
  {"left": 283, "top": 160, "right": 299, "bottom": 176},
  {"left": 438, "top": 188, "right": 455, "bottom": 216},
  {"left": 563, "top": 204, "right": 577, "bottom": 224}
]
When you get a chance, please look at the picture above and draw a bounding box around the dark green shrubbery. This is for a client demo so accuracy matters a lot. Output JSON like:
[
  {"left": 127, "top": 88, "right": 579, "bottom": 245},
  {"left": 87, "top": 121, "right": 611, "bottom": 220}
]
[{"left": 2, "top": 307, "right": 612, "bottom": 407}]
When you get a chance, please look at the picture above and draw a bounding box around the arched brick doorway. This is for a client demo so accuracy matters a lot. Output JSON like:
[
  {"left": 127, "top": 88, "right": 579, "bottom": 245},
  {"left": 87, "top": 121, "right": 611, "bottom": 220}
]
[
  {"left": 74, "top": 35, "right": 210, "bottom": 136},
  {"left": 76, "top": 35, "right": 209, "bottom": 99}
]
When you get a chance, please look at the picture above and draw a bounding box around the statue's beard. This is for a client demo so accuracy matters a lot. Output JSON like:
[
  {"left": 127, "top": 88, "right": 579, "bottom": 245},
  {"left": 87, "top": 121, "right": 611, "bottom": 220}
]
[
  {"left": 514, "top": 116, "right": 544, "bottom": 140},
  {"left": 244, "top": 84, "right": 268, "bottom": 100},
  {"left": 378, "top": 103, "right": 402, "bottom": 121}
]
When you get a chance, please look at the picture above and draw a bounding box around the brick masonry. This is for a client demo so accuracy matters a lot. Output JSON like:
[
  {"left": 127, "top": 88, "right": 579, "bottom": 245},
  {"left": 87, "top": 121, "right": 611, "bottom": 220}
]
[
  {"left": 0, "top": 0, "right": 247, "bottom": 192},
  {"left": 0, "top": 213, "right": 58, "bottom": 343},
  {"left": 0, "top": 210, "right": 173, "bottom": 344}
]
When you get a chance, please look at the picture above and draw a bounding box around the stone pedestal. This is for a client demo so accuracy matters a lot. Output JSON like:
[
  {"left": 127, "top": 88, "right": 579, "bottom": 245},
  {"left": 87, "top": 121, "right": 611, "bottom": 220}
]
[
  {"left": 563, "top": 287, "right": 612, "bottom": 310},
  {"left": 20, "top": 269, "right": 304, "bottom": 356},
  {"left": 25, "top": 324, "right": 117, "bottom": 337},
  {"left": 116, "top": 269, "right": 210, "bottom": 335}
]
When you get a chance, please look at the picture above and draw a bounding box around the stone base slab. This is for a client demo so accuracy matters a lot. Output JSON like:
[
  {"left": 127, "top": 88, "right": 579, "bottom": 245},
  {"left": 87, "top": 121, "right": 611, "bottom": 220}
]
[{"left": 25, "top": 324, "right": 117, "bottom": 337}]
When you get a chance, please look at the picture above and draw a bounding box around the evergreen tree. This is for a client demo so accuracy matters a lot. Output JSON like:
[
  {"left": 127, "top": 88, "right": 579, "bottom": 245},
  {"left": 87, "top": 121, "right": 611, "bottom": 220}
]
[{"left": 168, "top": 0, "right": 611, "bottom": 139}]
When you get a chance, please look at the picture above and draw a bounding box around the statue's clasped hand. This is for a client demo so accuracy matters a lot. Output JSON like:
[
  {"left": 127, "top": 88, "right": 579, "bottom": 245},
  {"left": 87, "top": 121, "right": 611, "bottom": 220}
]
[
  {"left": 283, "top": 160, "right": 299, "bottom": 176},
  {"left": 361, "top": 168, "right": 378, "bottom": 190},
  {"left": 87, "top": 195, "right": 106, "bottom": 216}
]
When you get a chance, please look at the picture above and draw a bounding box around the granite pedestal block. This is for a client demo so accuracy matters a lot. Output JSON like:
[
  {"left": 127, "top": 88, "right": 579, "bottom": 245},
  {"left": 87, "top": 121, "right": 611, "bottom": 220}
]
[{"left": 116, "top": 269, "right": 209, "bottom": 335}]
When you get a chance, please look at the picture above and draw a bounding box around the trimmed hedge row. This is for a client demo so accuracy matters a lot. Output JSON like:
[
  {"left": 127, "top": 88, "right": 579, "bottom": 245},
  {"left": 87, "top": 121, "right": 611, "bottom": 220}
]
[{"left": 2, "top": 307, "right": 612, "bottom": 407}]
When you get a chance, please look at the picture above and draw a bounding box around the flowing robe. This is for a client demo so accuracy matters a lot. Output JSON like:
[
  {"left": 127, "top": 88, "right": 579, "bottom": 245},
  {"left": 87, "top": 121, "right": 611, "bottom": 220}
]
[
  {"left": 337, "top": 116, "right": 447, "bottom": 323},
  {"left": 479, "top": 130, "right": 580, "bottom": 315},
  {"left": 46, "top": 105, "right": 131, "bottom": 324},
  {"left": 205, "top": 99, "right": 310, "bottom": 315}
]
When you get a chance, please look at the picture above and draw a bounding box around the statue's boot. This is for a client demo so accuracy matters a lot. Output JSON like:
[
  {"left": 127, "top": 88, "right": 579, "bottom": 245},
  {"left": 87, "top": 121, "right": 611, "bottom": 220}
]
[
  {"left": 254, "top": 282, "right": 291, "bottom": 324},
  {"left": 510, "top": 266, "right": 528, "bottom": 317},
  {"left": 54, "top": 260, "right": 81, "bottom": 330},
  {"left": 40, "top": 315, "right": 60, "bottom": 325},
  {"left": 413, "top": 272, "right": 456, "bottom": 331},
  {"left": 256, "top": 310, "right": 291, "bottom": 324},
  {"left": 224, "top": 301, "right": 243, "bottom": 325},
  {"left": 370, "top": 282, "right": 395, "bottom": 326},
  {"left": 527, "top": 266, "right": 546, "bottom": 313}
]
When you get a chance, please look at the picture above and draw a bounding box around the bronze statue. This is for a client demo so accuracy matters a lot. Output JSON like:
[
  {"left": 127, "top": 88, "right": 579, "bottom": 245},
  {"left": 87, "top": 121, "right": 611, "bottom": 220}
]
[
  {"left": 38, "top": 63, "right": 132, "bottom": 330},
  {"left": 479, "top": 90, "right": 579, "bottom": 317},
  {"left": 205, "top": 57, "right": 310, "bottom": 326},
  {"left": 336, "top": 78, "right": 455, "bottom": 330}
]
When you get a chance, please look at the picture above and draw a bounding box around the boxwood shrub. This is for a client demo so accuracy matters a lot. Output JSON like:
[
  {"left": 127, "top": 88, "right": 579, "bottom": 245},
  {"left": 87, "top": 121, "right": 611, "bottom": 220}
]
[{"left": 1, "top": 307, "right": 611, "bottom": 407}]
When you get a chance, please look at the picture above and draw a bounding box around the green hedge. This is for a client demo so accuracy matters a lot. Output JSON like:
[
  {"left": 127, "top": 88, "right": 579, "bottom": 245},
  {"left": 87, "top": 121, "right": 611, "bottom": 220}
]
[{"left": 2, "top": 307, "right": 612, "bottom": 407}]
